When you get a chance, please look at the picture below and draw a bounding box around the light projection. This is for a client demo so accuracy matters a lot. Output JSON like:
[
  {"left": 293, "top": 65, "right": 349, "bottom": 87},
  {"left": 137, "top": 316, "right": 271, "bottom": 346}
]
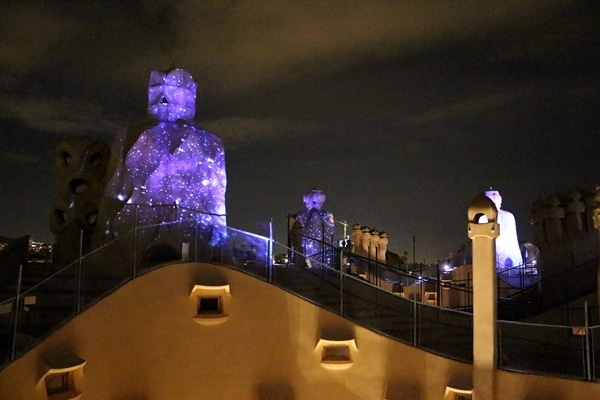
[
  {"left": 294, "top": 188, "right": 335, "bottom": 266},
  {"left": 485, "top": 189, "right": 523, "bottom": 268},
  {"left": 99, "top": 68, "right": 227, "bottom": 245},
  {"left": 148, "top": 68, "right": 197, "bottom": 122}
]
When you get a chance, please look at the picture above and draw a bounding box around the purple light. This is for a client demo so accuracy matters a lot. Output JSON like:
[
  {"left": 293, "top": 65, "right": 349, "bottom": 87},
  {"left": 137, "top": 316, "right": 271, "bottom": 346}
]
[
  {"left": 148, "top": 69, "right": 197, "bottom": 122},
  {"left": 100, "top": 68, "right": 227, "bottom": 245},
  {"left": 295, "top": 188, "right": 335, "bottom": 266}
]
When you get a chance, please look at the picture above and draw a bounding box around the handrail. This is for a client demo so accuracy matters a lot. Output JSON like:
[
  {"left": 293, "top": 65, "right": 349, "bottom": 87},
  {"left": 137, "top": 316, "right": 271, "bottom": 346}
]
[
  {"left": 1, "top": 213, "right": 599, "bottom": 381},
  {"left": 285, "top": 232, "right": 597, "bottom": 315}
]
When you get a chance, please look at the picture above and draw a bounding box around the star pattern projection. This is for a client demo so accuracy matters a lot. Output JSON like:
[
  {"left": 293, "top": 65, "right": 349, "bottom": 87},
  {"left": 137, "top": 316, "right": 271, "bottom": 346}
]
[
  {"left": 148, "top": 68, "right": 197, "bottom": 122},
  {"left": 295, "top": 188, "right": 335, "bottom": 266},
  {"left": 101, "top": 68, "right": 227, "bottom": 244}
]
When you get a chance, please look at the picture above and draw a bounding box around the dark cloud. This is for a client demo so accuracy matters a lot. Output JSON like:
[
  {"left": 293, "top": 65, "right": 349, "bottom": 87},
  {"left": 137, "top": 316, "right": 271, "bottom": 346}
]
[
  {"left": 204, "top": 117, "right": 292, "bottom": 149},
  {"left": 1, "top": 95, "right": 125, "bottom": 135},
  {"left": 170, "top": 0, "right": 569, "bottom": 92}
]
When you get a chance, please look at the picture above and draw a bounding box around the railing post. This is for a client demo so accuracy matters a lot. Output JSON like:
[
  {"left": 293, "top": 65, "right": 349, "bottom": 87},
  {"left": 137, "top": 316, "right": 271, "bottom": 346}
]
[
  {"left": 375, "top": 247, "right": 379, "bottom": 287},
  {"left": 194, "top": 224, "right": 198, "bottom": 263},
  {"left": 321, "top": 223, "right": 325, "bottom": 268},
  {"left": 413, "top": 295, "right": 418, "bottom": 347},
  {"left": 331, "top": 234, "right": 335, "bottom": 270},
  {"left": 133, "top": 205, "right": 138, "bottom": 277},
  {"left": 585, "top": 301, "right": 592, "bottom": 381},
  {"left": 520, "top": 263, "right": 524, "bottom": 290},
  {"left": 339, "top": 249, "right": 344, "bottom": 316},
  {"left": 497, "top": 321, "right": 502, "bottom": 368},
  {"left": 10, "top": 264, "right": 23, "bottom": 361},
  {"left": 468, "top": 272, "right": 472, "bottom": 308},
  {"left": 497, "top": 272, "right": 500, "bottom": 301},
  {"left": 367, "top": 249, "right": 371, "bottom": 283},
  {"left": 269, "top": 221, "right": 273, "bottom": 279},
  {"left": 436, "top": 262, "right": 441, "bottom": 307},
  {"left": 76, "top": 229, "right": 83, "bottom": 313}
]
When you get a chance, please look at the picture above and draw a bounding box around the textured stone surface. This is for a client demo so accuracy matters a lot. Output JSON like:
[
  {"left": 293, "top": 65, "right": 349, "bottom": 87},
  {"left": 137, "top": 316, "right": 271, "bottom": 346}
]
[{"left": 50, "top": 135, "right": 110, "bottom": 262}]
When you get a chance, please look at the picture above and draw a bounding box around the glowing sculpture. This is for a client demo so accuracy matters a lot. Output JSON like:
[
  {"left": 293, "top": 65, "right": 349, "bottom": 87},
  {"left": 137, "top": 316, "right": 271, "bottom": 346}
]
[
  {"left": 147, "top": 68, "right": 197, "bottom": 122},
  {"left": 485, "top": 189, "right": 523, "bottom": 268},
  {"left": 99, "top": 68, "right": 227, "bottom": 245},
  {"left": 294, "top": 188, "right": 335, "bottom": 266}
]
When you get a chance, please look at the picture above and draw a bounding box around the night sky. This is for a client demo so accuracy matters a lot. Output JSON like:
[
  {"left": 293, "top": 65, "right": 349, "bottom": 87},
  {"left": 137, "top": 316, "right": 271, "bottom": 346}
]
[{"left": 1, "top": 1, "right": 599, "bottom": 263}]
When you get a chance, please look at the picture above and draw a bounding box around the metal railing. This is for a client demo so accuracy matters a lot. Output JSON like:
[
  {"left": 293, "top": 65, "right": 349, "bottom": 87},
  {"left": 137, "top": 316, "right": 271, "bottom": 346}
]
[{"left": 0, "top": 206, "right": 599, "bottom": 382}]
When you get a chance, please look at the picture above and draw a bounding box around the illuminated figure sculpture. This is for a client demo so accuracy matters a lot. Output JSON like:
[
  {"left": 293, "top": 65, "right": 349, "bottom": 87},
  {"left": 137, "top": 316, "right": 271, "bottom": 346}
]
[
  {"left": 98, "top": 68, "right": 227, "bottom": 245},
  {"left": 485, "top": 189, "right": 523, "bottom": 268},
  {"left": 294, "top": 188, "right": 335, "bottom": 266}
]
